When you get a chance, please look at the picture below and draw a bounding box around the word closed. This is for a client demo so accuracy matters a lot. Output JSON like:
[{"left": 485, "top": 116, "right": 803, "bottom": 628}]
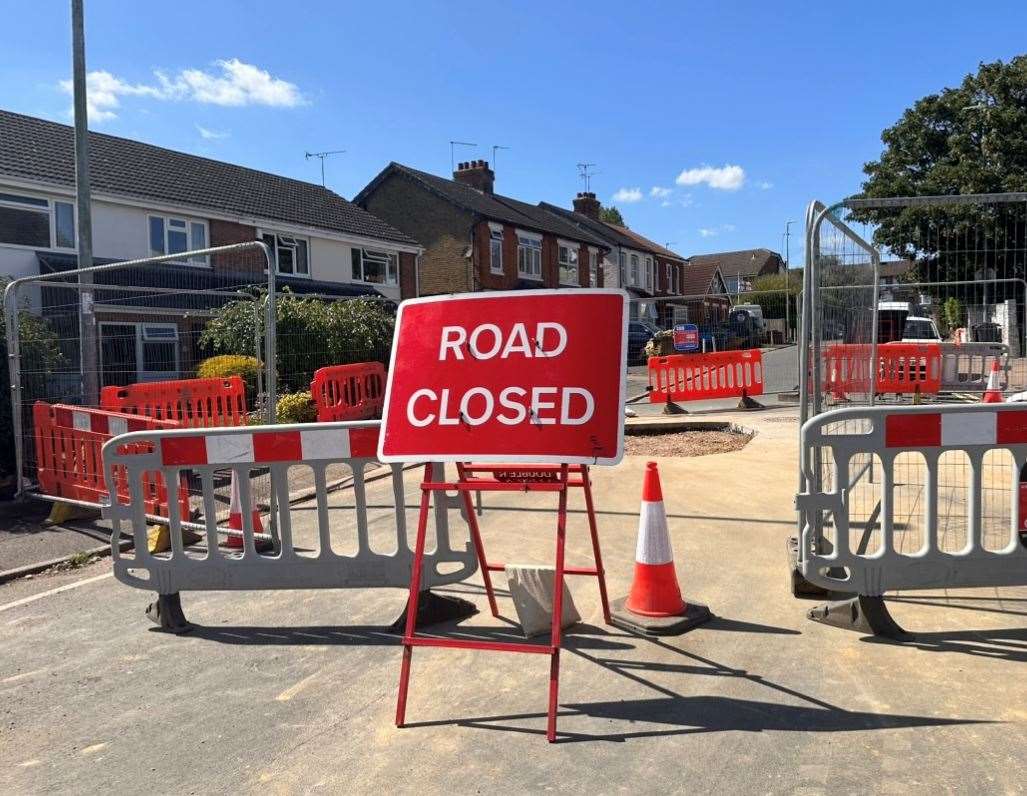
[{"left": 378, "top": 290, "right": 628, "bottom": 464}]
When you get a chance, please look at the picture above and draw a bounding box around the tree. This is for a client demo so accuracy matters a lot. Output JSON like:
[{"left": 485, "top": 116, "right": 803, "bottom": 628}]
[
  {"left": 600, "top": 205, "right": 626, "bottom": 227},
  {"left": 852, "top": 56, "right": 1027, "bottom": 285}
]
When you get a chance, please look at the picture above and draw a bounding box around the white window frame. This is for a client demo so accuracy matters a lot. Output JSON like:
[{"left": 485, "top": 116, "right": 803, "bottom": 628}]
[
  {"left": 516, "top": 229, "right": 543, "bottom": 280},
  {"left": 260, "top": 230, "right": 311, "bottom": 277},
  {"left": 351, "top": 247, "right": 399, "bottom": 286},
  {"left": 629, "top": 253, "right": 639, "bottom": 286},
  {"left": 645, "top": 256, "right": 654, "bottom": 291},
  {"left": 588, "top": 247, "right": 599, "bottom": 288},
  {"left": 0, "top": 191, "right": 77, "bottom": 252},
  {"left": 664, "top": 262, "right": 672, "bottom": 292},
  {"left": 558, "top": 239, "right": 579, "bottom": 286},
  {"left": 489, "top": 222, "right": 504, "bottom": 275},
  {"left": 99, "top": 321, "right": 180, "bottom": 384},
  {"left": 148, "top": 214, "right": 209, "bottom": 266}
]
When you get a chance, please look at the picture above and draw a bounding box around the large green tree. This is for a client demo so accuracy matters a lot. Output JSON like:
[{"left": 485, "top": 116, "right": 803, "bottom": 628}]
[
  {"left": 600, "top": 205, "right": 626, "bottom": 227},
  {"left": 852, "top": 56, "right": 1027, "bottom": 285}
]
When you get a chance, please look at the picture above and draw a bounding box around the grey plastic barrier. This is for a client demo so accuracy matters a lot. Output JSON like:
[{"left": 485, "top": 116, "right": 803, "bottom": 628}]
[
  {"left": 939, "top": 342, "right": 1008, "bottom": 391},
  {"left": 102, "top": 420, "right": 478, "bottom": 629},
  {"left": 796, "top": 402, "right": 1027, "bottom": 597}
]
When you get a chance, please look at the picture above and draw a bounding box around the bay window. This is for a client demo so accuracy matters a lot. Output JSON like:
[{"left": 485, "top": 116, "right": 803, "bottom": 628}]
[
  {"left": 262, "top": 232, "right": 309, "bottom": 276},
  {"left": 558, "top": 240, "right": 579, "bottom": 286},
  {"left": 0, "top": 192, "right": 76, "bottom": 250},
  {"left": 351, "top": 247, "right": 398, "bottom": 285},
  {"left": 517, "top": 232, "right": 542, "bottom": 279},
  {"left": 149, "top": 214, "right": 208, "bottom": 265}
]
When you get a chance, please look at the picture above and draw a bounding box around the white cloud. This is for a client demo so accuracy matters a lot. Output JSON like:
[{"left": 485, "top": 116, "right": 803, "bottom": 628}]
[
  {"left": 661, "top": 200, "right": 673, "bottom": 208},
  {"left": 676, "top": 164, "right": 746, "bottom": 191},
  {"left": 612, "top": 187, "right": 643, "bottom": 203},
  {"left": 698, "top": 224, "right": 736, "bottom": 238},
  {"left": 650, "top": 186, "right": 673, "bottom": 199},
  {"left": 58, "top": 59, "right": 306, "bottom": 122},
  {"left": 196, "top": 124, "right": 229, "bottom": 140},
  {"left": 758, "top": 180, "right": 774, "bottom": 190}
]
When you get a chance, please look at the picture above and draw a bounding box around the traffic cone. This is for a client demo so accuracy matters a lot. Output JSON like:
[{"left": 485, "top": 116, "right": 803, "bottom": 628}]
[
  {"left": 610, "top": 462, "right": 711, "bottom": 635},
  {"left": 982, "top": 360, "right": 1003, "bottom": 404},
  {"left": 224, "top": 471, "right": 270, "bottom": 551}
]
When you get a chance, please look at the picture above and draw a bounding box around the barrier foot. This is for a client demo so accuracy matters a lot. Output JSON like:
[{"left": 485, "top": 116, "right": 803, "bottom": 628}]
[
  {"left": 807, "top": 595, "right": 910, "bottom": 640},
  {"left": 609, "top": 596, "right": 712, "bottom": 636},
  {"left": 145, "top": 592, "right": 193, "bottom": 634},
  {"left": 390, "top": 589, "right": 478, "bottom": 632},
  {"left": 44, "top": 501, "right": 100, "bottom": 526},
  {"left": 786, "top": 536, "right": 832, "bottom": 598},
  {"left": 737, "top": 391, "right": 766, "bottom": 411},
  {"left": 662, "top": 400, "right": 688, "bottom": 415}
]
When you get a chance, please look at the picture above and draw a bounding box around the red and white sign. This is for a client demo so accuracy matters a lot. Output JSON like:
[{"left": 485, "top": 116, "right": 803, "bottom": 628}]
[{"left": 378, "top": 289, "right": 629, "bottom": 464}]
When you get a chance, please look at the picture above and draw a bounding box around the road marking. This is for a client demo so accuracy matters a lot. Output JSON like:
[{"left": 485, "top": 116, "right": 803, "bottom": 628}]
[
  {"left": 275, "top": 671, "right": 319, "bottom": 702},
  {"left": 0, "top": 572, "right": 113, "bottom": 614}
]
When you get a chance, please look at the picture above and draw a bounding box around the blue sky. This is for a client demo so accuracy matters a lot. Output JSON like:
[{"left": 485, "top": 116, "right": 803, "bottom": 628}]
[{"left": 2, "top": 1, "right": 1026, "bottom": 264}]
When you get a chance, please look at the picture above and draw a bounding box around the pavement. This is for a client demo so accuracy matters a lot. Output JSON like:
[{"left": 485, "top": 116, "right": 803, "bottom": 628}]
[
  {"left": 0, "top": 500, "right": 110, "bottom": 574},
  {"left": 2, "top": 405, "right": 1026, "bottom": 793}
]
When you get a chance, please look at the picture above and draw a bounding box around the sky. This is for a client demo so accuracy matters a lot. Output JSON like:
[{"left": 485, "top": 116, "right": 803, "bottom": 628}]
[{"left": 2, "top": 0, "right": 1026, "bottom": 265}]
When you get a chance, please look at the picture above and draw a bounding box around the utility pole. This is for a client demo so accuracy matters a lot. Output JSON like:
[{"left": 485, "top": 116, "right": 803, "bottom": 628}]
[
  {"left": 305, "top": 149, "right": 345, "bottom": 187},
  {"left": 784, "top": 220, "right": 795, "bottom": 342},
  {"left": 71, "top": 0, "right": 98, "bottom": 405}
]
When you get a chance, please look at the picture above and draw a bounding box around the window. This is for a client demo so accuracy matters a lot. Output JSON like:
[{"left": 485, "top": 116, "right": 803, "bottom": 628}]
[
  {"left": 672, "top": 266, "right": 680, "bottom": 295},
  {"left": 489, "top": 224, "right": 504, "bottom": 274},
  {"left": 100, "top": 322, "right": 179, "bottom": 387},
  {"left": 618, "top": 251, "right": 627, "bottom": 286},
  {"left": 262, "top": 233, "right": 309, "bottom": 276},
  {"left": 351, "top": 248, "right": 398, "bottom": 285},
  {"left": 0, "top": 192, "right": 75, "bottom": 250},
  {"left": 589, "top": 249, "right": 599, "bottom": 287},
  {"left": 558, "top": 241, "right": 579, "bottom": 286},
  {"left": 645, "top": 257, "right": 654, "bottom": 291},
  {"left": 517, "top": 233, "right": 542, "bottom": 279},
  {"left": 141, "top": 325, "right": 179, "bottom": 373},
  {"left": 664, "top": 262, "right": 672, "bottom": 292},
  {"left": 148, "top": 215, "right": 208, "bottom": 265},
  {"left": 629, "top": 254, "right": 639, "bottom": 286}
]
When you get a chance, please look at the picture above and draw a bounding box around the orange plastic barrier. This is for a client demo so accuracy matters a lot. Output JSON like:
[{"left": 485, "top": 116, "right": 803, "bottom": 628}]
[
  {"left": 33, "top": 402, "right": 188, "bottom": 518},
  {"left": 648, "top": 349, "right": 764, "bottom": 404},
  {"left": 310, "top": 362, "right": 386, "bottom": 422},
  {"left": 100, "top": 376, "right": 248, "bottom": 428},
  {"left": 823, "top": 343, "right": 941, "bottom": 399}
]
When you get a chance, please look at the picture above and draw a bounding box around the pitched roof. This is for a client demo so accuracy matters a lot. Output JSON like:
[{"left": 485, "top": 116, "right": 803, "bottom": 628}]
[
  {"left": 680, "top": 259, "right": 727, "bottom": 296},
  {"left": 605, "top": 224, "right": 685, "bottom": 262},
  {"left": 0, "top": 109, "right": 418, "bottom": 246},
  {"left": 355, "top": 163, "right": 609, "bottom": 248},
  {"left": 880, "top": 259, "right": 915, "bottom": 278},
  {"left": 688, "top": 248, "right": 782, "bottom": 279},
  {"left": 538, "top": 203, "right": 650, "bottom": 252}
]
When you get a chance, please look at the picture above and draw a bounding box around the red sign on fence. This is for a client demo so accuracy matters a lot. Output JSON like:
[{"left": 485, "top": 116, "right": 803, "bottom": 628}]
[{"left": 378, "top": 289, "right": 628, "bottom": 464}]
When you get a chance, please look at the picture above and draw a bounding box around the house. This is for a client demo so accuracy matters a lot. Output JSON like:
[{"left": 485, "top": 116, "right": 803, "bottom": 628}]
[
  {"left": 539, "top": 192, "right": 687, "bottom": 322},
  {"left": 676, "top": 258, "right": 731, "bottom": 328},
  {"left": 689, "top": 248, "right": 784, "bottom": 293},
  {"left": 354, "top": 161, "right": 609, "bottom": 295},
  {"left": 0, "top": 109, "right": 420, "bottom": 385}
]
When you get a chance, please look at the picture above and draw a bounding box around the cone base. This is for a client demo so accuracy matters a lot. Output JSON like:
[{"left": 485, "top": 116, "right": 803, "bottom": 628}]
[{"left": 609, "top": 596, "right": 712, "bottom": 637}]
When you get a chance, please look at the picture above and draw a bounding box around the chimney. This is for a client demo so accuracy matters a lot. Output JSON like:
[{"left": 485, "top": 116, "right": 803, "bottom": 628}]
[
  {"left": 573, "top": 191, "right": 601, "bottom": 220},
  {"left": 453, "top": 159, "right": 495, "bottom": 194}
]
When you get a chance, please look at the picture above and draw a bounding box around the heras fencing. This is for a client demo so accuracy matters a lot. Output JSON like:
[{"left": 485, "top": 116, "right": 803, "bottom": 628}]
[
  {"left": 796, "top": 193, "right": 1027, "bottom": 634},
  {"left": 3, "top": 241, "right": 394, "bottom": 532}
]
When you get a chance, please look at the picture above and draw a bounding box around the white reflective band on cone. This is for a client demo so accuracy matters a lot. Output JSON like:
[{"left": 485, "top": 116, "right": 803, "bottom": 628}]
[{"left": 635, "top": 500, "right": 673, "bottom": 565}]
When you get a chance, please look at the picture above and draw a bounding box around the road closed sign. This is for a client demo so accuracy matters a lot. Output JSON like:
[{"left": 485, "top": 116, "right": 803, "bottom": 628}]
[{"left": 378, "top": 289, "right": 629, "bottom": 464}]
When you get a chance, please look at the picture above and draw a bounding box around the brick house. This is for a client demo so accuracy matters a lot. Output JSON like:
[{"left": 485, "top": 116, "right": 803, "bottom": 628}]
[
  {"left": 689, "top": 248, "right": 784, "bottom": 294},
  {"left": 540, "top": 192, "right": 688, "bottom": 324},
  {"left": 0, "top": 109, "right": 420, "bottom": 386},
  {"left": 354, "top": 161, "right": 609, "bottom": 295}
]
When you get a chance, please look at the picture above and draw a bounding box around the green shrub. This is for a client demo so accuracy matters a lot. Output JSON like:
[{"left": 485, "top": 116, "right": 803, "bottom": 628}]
[
  {"left": 276, "top": 391, "right": 317, "bottom": 424},
  {"left": 196, "top": 354, "right": 260, "bottom": 408}
]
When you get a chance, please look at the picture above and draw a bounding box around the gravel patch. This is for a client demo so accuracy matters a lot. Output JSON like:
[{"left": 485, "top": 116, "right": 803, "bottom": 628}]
[{"left": 624, "top": 428, "right": 754, "bottom": 457}]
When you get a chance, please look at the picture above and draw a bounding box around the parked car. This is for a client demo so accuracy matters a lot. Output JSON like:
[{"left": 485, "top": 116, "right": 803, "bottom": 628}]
[{"left": 628, "top": 320, "right": 659, "bottom": 363}]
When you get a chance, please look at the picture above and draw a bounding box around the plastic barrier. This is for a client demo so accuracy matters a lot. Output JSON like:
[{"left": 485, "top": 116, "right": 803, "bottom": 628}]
[
  {"left": 100, "top": 376, "right": 248, "bottom": 428},
  {"left": 939, "top": 342, "right": 1008, "bottom": 392},
  {"left": 795, "top": 403, "right": 1027, "bottom": 634},
  {"left": 102, "top": 420, "right": 477, "bottom": 605},
  {"left": 822, "top": 343, "right": 941, "bottom": 399},
  {"left": 310, "top": 362, "right": 386, "bottom": 422},
  {"left": 34, "top": 402, "right": 188, "bottom": 518},
  {"left": 648, "top": 349, "right": 764, "bottom": 404}
]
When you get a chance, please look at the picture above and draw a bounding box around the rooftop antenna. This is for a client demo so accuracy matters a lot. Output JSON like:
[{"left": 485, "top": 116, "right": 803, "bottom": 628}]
[
  {"left": 576, "top": 162, "right": 598, "bottom": 193},
  {"left": 450, "top": 140, "right": 477, "bottom": 172},
  {"left": 491, "top": 145, "right": 510, "bottom": 169},
  {"left": 305, "top": 149, "right": 346, "bottom": 187},
  {"left": 664, "top": 242, "right": 677, "bottom": 250}
]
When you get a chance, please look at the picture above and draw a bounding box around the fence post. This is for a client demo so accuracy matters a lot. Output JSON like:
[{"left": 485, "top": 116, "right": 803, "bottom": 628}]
[{"left": 3, "top": 282, "right": 24, "bottom": 496}]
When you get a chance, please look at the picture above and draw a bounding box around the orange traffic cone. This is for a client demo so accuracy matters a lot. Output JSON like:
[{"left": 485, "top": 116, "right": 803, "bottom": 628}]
[
  {"left": 610, "top": 462, "right": 711, "bottom": 635},
  {"left": 225, "top": 471, "right": 267, "bottom": 550},
  {"left": 982, "top": 360, "right": 1003, "bottom": 404}
]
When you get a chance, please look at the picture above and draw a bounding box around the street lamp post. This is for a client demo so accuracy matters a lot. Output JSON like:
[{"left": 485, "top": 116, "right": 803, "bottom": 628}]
[{"left": 785, "top": 220, "right": 795, "bottom": 342}]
